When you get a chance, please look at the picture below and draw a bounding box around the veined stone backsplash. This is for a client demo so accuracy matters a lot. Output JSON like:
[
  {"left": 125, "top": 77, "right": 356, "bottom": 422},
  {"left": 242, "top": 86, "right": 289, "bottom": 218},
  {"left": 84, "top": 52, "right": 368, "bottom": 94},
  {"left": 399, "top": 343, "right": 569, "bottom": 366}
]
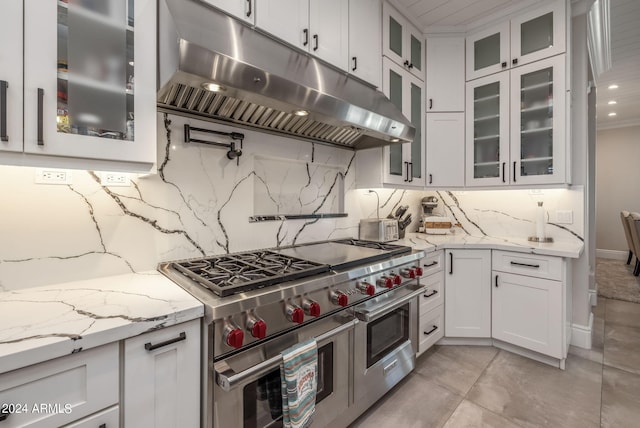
[{"left": 0, "top": 113, "right": 583, "bottom": 291}]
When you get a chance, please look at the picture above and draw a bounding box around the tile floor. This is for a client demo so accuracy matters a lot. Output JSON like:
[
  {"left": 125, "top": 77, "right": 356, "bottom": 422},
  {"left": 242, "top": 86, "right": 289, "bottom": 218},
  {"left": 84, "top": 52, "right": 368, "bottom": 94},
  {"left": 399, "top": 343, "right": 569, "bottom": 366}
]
[{"left": 349, "top": 297, "right": 640, "bottom": 427}]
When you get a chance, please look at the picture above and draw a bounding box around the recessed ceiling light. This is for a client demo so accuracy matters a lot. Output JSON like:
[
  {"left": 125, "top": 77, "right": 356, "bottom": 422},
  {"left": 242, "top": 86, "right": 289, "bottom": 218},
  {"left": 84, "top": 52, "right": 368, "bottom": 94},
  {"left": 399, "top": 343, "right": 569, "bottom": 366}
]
[
  {"left": 202, "top": 82, "right": 226, "bottom": 92},
  {"left": 390, "top": 138, "right": 400, "bottom": 143},
  {"left": 293, "top": 110, "right": 309, "bottom": 116},
  {"left": 608, "top": 112, "right": 617, "bottom": 117},
  {"left": 608, "top": 84, "right": 619, "bottom": 90},
  {"left": 608, "top": 100, "right": 617, "bottom": 105}
]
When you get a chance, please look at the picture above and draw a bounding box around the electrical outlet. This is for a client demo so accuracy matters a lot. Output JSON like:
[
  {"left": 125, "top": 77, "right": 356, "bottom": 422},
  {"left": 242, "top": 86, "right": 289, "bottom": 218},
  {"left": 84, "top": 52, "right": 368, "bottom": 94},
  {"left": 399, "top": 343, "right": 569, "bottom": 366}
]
[
  {"left": 35, "top": 168, "right": 73, "bottom": 185},
  {"left": 556, "top": 210, "right": 573, "bottom": 224},
  {"left": 529, "top": 189, "right": 543, "bottom": 195},
  {"left": 99, "top": 172, "right": 131, "bottom": 187}
]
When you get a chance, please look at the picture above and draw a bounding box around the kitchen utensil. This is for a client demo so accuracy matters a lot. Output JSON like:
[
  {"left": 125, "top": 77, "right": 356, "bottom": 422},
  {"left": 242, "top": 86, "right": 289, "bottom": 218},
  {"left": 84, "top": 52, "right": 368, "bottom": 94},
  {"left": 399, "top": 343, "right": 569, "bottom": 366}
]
[{"left": 394, "top": 205, "right": 409, "bottom": 219}]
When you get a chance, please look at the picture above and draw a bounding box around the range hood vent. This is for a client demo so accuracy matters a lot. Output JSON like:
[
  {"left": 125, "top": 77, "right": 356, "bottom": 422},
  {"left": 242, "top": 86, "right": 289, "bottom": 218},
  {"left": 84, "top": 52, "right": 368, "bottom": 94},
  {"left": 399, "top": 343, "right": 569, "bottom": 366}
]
[{"left": 157, "top": 0, "right": 415, "bottom": 150}]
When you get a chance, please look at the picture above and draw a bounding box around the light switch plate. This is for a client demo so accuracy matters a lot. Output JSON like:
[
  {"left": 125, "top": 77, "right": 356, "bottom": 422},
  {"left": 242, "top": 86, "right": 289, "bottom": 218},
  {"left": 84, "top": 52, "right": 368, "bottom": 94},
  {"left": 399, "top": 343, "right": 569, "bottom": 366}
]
[{"left": 556, "top": 210, "right": 573, "bottom": 224}]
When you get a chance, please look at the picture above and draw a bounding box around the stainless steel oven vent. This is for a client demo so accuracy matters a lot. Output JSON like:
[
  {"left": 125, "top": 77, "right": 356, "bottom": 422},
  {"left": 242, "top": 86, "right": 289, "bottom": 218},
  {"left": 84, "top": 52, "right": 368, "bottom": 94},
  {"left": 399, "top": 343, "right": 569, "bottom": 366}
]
[{"left": 157, "top": 0, "right": 415, "bottom": 150}]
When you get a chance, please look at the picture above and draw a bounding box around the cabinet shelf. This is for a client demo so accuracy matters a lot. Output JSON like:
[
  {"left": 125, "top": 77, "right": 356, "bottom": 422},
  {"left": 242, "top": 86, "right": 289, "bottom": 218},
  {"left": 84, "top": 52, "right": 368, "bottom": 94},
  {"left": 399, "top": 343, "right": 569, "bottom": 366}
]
[
  {"left": 57, "top": 72, "right": 133, "bottom": 95},
  {"left": 57, "top": 1, "right": 134, "bottom": 32},
  {"left": 521, "top": 156, "right": 553, "bottom": 163},
  {"left": 474, "top": 161, "right": 500, "bottom": 167},
  {"left": 474, "top": 94, "right": 500, "bottom": 103},
  {"left": 520, "top": 126, "right": 552, "bottom": 135},
  {"left": 474, "top": 134, "right": 500, "bottom": 142},
  {"left": 521, "top": 104, "right": 552, "bottom": 113},
  {"left": 474, "top": 114, "right": 500, "bottom": 122},
  {"left": 521, "top": 81, "right": 553, "bottom": 92}
]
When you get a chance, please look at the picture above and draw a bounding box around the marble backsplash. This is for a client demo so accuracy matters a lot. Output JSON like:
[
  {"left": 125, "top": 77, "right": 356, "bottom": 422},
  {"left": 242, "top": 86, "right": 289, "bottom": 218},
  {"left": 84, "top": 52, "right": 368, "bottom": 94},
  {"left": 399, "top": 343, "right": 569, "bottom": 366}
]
[{"left": 0, "top": 114, "right": 583, "bottom": 290}]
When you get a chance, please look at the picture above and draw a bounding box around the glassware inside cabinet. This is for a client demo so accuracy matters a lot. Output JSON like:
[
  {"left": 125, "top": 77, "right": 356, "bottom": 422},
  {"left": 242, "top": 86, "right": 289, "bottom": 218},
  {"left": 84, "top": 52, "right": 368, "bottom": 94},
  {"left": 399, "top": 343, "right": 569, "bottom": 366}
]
[
  {"left": 56, "top": 0, "right": 134, "bottom": 141},
  {"left": 519, "top": 66, "right": 553, "bottom": 177},
  {"left": 473, "top": 82, "right": 501, "bottom": 179}
]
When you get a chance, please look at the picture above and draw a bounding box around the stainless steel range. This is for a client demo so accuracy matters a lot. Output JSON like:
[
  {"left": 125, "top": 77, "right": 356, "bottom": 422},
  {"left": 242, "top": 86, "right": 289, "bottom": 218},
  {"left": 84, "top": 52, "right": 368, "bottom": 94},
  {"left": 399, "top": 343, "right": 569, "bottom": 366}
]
[{"left": 159, "top": 239, "right": 426, "bottom": 428}]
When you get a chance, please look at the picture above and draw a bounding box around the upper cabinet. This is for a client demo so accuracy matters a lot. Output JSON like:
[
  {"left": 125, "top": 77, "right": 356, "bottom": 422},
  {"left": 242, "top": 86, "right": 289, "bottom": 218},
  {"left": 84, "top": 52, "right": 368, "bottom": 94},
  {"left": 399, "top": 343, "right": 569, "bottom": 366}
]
[
  {"left": 382, "top": 2, "right": 424, "bottom": 81},
  {"left": 466, "top": 0, "right": 566, "bottom": 81},
  {"left": 201, "top": 0, "right": 255, "bottom": 24},
  {"left": 257, "top": 0, "right": 349, "bottom": 71},
  {"left": 426, "top": 36, "right": 465, "bottom": 112},
  {"left": 15, "top": 0, "right": 157, "bottom": 171},
  {"left": 349, "top": 0, "right": 382, "bottom": 87},
  {"left": 0, "top": 0, "right": 22, "bottom": 153}
]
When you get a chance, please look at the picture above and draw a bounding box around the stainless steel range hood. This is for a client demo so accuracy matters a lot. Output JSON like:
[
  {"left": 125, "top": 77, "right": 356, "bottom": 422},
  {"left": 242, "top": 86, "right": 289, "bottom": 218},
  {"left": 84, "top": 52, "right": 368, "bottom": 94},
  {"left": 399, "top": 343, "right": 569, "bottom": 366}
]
[{"left": 157, "top": 0, "right": 415, "bottom": 150}]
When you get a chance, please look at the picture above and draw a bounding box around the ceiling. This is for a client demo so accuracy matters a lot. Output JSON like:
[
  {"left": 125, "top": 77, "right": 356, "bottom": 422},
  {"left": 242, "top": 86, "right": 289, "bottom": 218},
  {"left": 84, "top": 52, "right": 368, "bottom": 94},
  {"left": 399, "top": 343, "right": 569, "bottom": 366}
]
[{"left": 392, "top": 0, "right": 640, "bottom": 130}]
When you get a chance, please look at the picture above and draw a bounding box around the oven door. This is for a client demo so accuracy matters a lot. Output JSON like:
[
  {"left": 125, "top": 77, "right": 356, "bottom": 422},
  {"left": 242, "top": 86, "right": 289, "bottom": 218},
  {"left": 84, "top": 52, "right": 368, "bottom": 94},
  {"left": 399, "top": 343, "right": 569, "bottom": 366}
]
[
  {"left": 212, "top": 315, "right": 356, "bottom": 428},
  {"left": 353, "top": 284, "right": 422, "bottom": 406}
]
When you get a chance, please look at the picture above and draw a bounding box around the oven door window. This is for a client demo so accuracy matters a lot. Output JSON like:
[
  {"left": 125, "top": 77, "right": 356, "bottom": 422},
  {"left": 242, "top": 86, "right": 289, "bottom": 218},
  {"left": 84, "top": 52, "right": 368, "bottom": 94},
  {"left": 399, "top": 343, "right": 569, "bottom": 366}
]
[
  {"left": 367, "top": 303, "right": 410, "bottom": 368},
  {"left": 243, "top": 343, "right": 333, "bottom": 428}
]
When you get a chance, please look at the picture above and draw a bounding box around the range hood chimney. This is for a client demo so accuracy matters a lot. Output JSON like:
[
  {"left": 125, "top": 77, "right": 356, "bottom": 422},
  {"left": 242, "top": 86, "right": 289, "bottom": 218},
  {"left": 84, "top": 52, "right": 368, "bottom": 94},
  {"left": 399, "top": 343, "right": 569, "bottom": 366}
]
[{"left": 157, "top": 0, "right": 415, "bottom": 150}]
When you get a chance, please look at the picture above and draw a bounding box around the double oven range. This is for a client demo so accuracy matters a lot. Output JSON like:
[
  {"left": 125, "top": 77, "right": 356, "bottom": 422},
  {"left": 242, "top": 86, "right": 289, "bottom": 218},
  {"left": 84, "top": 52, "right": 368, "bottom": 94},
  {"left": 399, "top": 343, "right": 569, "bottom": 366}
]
[{"left": 159, "top": 239, "right": 426, "bottom": 428}]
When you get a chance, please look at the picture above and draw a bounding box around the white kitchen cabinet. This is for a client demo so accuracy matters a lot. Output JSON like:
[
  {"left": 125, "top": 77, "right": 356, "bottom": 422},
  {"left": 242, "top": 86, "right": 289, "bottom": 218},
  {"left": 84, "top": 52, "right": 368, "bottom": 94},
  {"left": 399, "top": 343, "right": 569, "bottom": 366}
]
[
  {"left": 426, "top": 36, "right": 465, "bottom": 112},
  {"left": 201, "top": 0, "right": 255, "bottom": 24},
  {"left": 426, "top": 113, "right": 465, "bottom": 188},
  {"left": 20, "top": 0, "right": 156, "bottom": 171},
  {"left": 444, "top": 249, "right": 491, "bottom": 338},
  {"left": 466, "top": 55, "right": 566, "bottom": 186},
  {"left": 466, "top": 0, "right": 566, "bottom": 81},
  {"left": 382, "top": 2, "right": 424, "bottom": 81},
  {"left": 124, "top": 319, "right": 200, "bottom": 428},
  {"left": 257, "top": 0, "right": 349, "bottom": 71},
  {"left": 349, "top": 0, "right": 382, "bottom": 87},
  {"left": 61, "top": 406, "right": 119, "bottom": 428},
  {"left": 0, "top": 0, "right": 22, "bottom": 153},
  {"left": 492, "top": 250, "right": 568, "bottom": 360},
  {"left": 0, "top": 343, "right": 119, "bottom": 427}
]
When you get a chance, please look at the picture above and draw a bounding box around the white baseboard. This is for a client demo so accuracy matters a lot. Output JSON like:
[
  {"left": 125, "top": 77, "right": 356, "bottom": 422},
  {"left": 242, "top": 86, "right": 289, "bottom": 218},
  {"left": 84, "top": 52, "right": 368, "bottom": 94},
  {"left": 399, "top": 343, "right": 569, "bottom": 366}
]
[
  {"left": 493, "top": 339, "right": 564, "bottom": 369},
  {"left": 436, "top": 337, "right": 493, "bottom": 346},
  {"left": 596, "top": 249, "right": 628, "bottom": 260},
  {"left": 570, "top": 312, "right": 594, "bottom": 349}
]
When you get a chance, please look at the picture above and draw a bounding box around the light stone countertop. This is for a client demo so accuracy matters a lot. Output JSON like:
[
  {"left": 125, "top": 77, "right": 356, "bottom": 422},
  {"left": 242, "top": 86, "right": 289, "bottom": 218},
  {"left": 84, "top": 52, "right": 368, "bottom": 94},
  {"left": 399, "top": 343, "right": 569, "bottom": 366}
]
[
  {"left": 0, "top": 271, "right": 203, "bottom": 374},
  {"left": 393, "top": 230, "right": 584, "bottom": 258}
]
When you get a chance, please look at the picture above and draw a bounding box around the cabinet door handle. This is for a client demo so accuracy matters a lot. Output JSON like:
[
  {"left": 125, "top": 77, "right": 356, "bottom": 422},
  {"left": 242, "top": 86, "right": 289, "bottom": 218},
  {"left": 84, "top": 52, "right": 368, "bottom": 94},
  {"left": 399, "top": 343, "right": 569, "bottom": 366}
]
[
  {"left": 1, "top": 80, "right": 8, "bottom": 142},
  {"left": 423, "top": 289, "right": 438, "bottom": 298},
  {"left": 449, "top": 252, "right": 453, "bottom": 274},
  {"left": 512, "top": 58, "right": 518, "bottom": 65},
  {"left": 246, "top": 0, "right": 252, "bottom": 17},
  {"left": 408, "top": 62, "right": 414, "bottom": 69},
  {"left": 495, "top": 274, "right": 499, "bottom": 287},
  {"left": 502, "top": 162, "right": 506, "bottom": 183},
  {"left": 99, "top": 424, "right": 106, "bottom": 428},
  {"left": 404, "top": 60, "right": 410, "bottom": 68},
  {"left": 352, "top": 56, "right": 357, "bottom": 71},
  {"left": 423, "top": 261, "right": 438, "bottom": 268},
  {"left": 0, "top": 412, "right": 8, "bottom": 422},
  {"left": 404, "top": 161, "right": 409, "bottom": 182},
  {"left": 313, "top": 34, "right": 319, "bottom": 51},
  {"left": 510, "top": 261, "right": 540, "bottom": 268},
  {"left": 513, "top": 161, "right": 517, "bottom": 183},
  {"left": 429, "top": 98, "right": 433, "bottom": 110},
  {"left": 303, "top": 29, "right": 309, "bottom": 46},
  {"left": 408, "top": 162, "right": 413, "bottom": 182},
  {"left": 429, "top": 173, "right": 433, "bottom": 184},
  {"left": 501, "top": 61, "right": 507, "bottom": 68},
  {"left": 144, "top": 332, "right": 186, "bottom": 351},
  {"left": 424, "top": 325, "right": 438, "bottom": 336},
  {"left": 37, "top": 88, "right": 44, "bottom": 145}
]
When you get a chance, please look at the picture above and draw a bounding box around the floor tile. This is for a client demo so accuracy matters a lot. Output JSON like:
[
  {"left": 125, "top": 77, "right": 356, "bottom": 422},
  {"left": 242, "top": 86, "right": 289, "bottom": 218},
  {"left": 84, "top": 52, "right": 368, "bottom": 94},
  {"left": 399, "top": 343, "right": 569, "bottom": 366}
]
[
  {"left": 442, "top": 400, "right": 523, "bottom": 428},
  {"left": 601, "top": 365, "right": 640, "bottom": 428},
  {"left": 466, "top": 351, "right": 602, "bottom": 428},
  {"left": 414, "top": 345, "right": 498, "bottom": 396},
  {"left": 349, "top": 372, "right": 463, "bottom": 428},
  {"left": 603, "top": 323, "right": 640, "bottom": 375},
  {"left": 592, "top": 298, "right": 606, "bottom": 319},
  {"left": 604, "top": 299, "right": 640, "bottom": 328}
]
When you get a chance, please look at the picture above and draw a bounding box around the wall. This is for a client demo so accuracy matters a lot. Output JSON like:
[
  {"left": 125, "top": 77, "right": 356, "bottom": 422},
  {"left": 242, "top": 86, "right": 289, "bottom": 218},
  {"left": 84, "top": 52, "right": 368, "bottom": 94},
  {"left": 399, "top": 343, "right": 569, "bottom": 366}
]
[{"left": 596, "top": 125, "right": 640, "bottom": 253}]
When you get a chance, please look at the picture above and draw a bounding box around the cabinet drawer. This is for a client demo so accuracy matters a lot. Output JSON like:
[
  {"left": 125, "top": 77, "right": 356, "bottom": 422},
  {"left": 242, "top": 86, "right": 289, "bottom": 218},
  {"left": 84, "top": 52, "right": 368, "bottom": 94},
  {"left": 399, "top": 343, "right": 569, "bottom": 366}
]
[
  {"left": 492, "top": 250, "right": 563, "bottom": 281},
  {"left": 418, "top": 305, "right": 444, "bottom": 356},
  {"left": 61, "top": 405, "right": 119, "bottom": 428},
  {"left": 422, "top": 250, "right": 443, "bottom": 276},
  {"left": 0, "top": 343, "right": 118, "bottom": 428},
  {"left": 420, "top": 271, "right": 444, "bottom": 314}
]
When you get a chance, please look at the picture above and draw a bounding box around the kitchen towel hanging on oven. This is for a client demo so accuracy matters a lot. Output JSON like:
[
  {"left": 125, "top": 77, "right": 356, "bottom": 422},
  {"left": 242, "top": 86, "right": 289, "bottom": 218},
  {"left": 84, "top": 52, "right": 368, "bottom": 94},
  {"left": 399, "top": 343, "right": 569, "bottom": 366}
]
[{"left": 280, "top": 339, "right": 317, "bottom": 428}]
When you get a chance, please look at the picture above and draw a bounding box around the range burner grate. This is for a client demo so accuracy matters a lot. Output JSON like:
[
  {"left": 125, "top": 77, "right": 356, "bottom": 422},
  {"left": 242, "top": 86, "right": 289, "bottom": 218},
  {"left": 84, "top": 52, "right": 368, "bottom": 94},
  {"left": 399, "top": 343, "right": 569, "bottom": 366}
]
[{"left": 171, "top": 250, "right": 330, "bottom": 297}]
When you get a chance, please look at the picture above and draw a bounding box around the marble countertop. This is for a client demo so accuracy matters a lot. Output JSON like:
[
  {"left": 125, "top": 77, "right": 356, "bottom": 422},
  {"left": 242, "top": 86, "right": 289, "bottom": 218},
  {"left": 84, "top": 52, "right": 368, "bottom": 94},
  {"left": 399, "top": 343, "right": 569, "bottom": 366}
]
[
  {"left": 0, "top": 271, "right": 203, "bottom": 374},
  {"left": 393, "top": 230, "right": 584, "bottom": 258}
]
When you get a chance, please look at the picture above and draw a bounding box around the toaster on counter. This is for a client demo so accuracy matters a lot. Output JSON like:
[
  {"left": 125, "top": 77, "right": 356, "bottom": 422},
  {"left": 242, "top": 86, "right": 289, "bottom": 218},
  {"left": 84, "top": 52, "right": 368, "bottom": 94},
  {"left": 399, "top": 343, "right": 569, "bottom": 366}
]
[{"left": 359, "top": 219, "right": 399, "bottom": 242}]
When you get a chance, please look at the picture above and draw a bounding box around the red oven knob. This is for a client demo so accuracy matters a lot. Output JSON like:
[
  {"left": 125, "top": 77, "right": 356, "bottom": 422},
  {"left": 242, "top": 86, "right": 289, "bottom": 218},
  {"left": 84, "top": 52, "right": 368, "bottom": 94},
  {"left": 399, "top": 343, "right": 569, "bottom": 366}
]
[
  {"left": 247, "top": 319, "right": 267, "bottom": 339},
  {"left": 331, "top": 291, "right": 349, "bottom": 307},
  {"left": 377, "top": 276, "right": 393, "bottom": 289},
  {"left": 357, "top": 281, "right": 376, "bottom": 296},
  {"left": 401, "top": 268, "right": 416, "bottom": 279},
  {"left": 303, "top": 299, "right": 321, "bottom": 317},
  {"left": 393, "top": 274, "right": 402, "bottom": 285},
  {"left": 224, "top": 327, "right": 244, "bottom": 349},
  {"left": 414, "top": 266, "right": 423, "bottom": 277},
  {"left": 286, "top": 305, "right": 305, "bottom": 324}
]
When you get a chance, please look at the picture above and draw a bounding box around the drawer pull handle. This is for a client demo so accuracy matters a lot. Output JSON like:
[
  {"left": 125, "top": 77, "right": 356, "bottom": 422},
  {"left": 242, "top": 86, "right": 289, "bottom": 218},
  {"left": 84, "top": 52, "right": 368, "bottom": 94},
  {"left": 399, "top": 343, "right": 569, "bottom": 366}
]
[
  {"left": 37, "top": 88, "right": 44, "bottom": 145},
  {"left": 423, "top": 261, "right": 438, "bottom": 268},
  {"left": 424, "top": 325, "right": 438, "bottom": 336},
  {"left": 145, "top": 332, "right": 186, "bottom": 351},
  {"left": 1, "top": 80, "right": 8, "bottom": 142},
  {"left": 495, "top": 274, "right": 499, "bottom": 288},
  {"left": 449, "top": 252, "right": 453, "bottom": 274},
  {"left": 423, "top": 290, "right": 438, "bottom": 298},
  {"left": 510, "top": 261, "right": 540, "bottom": 268}
]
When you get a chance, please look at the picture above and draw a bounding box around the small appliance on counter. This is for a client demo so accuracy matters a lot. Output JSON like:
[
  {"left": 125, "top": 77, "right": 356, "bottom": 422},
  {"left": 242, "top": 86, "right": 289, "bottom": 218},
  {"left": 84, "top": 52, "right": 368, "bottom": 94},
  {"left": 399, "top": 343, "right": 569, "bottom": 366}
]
[
  {"left": 420, "top": 196, "right": 453, "bottom": 234},
  {"left": 359, "top": 218, "right": 399, "bottom": 242}
]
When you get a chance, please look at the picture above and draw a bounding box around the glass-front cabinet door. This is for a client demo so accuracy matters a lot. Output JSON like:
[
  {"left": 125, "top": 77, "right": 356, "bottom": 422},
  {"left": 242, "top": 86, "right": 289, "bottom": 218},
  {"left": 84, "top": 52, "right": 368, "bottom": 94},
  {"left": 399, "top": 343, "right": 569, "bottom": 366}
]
[
  {"left": 465, "top": 72, "right": 509, "bottom": 186},
  {"left": 465, "top": 22, "right": 509, "bottom": 81},
  {"left": 382, "top": 3, "right": 424, "bottom": 81},
  {"left": 382, "top": 58, "right": 425, "bottom": 187},
  {"left": 23, "top": 0, "right": 156, "bottom": 168},
  {"left": 510, "top": 0, "right": 566, "bottom": 67},
  {"left": 0, "top": 0, "right": 23, "bottom": 153},
  {"left": 510, "top": 55, "right": 565, "bottom": 185}
]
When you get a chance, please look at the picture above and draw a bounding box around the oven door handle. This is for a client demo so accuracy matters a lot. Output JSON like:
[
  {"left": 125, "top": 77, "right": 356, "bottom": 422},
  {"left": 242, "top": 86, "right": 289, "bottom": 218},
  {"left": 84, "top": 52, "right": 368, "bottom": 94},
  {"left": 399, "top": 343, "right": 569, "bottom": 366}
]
[
  {"left": 214, "top": 318, "right": 358, "bottom": 392},
  {"left": 354, "top": 287, "right": 423, "bottom": 322}
]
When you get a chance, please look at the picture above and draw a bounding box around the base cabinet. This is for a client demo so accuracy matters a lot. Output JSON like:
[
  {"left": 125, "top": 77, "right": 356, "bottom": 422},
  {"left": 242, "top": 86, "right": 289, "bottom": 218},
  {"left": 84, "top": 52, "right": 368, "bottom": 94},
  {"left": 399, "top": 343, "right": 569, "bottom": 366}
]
[
  {"left": 444, "top": 249, "right": 491, "bottom": 338},
  {"left": 61, "top": 406, "right": 119, "bottom": 428},
  {"left": 123, "top": 319, "right": 201, "bottom": 428},
  {"left": 417, "top": 251, "right": 445, "bottom": 356}
]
